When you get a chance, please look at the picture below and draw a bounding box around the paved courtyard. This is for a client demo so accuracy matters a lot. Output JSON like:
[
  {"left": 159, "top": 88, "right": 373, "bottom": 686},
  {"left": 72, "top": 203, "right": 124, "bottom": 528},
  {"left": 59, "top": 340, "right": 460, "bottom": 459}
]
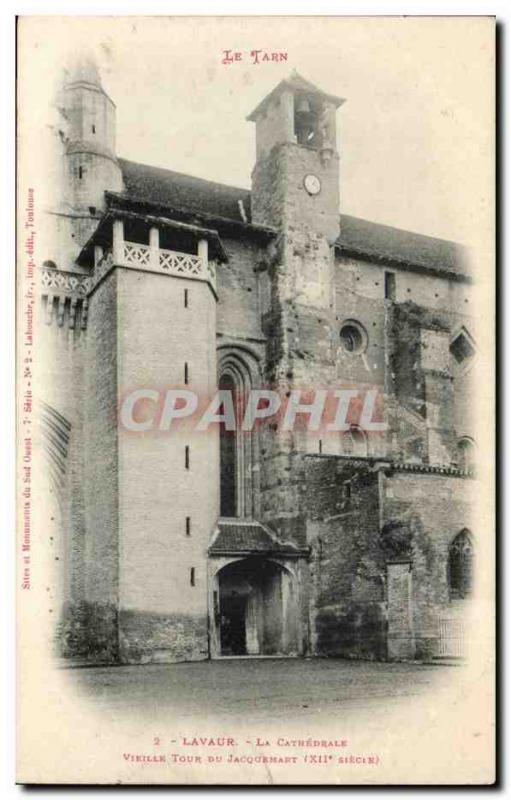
[{"left": 66, "top": 657, "right": 464, "bottom": 727}]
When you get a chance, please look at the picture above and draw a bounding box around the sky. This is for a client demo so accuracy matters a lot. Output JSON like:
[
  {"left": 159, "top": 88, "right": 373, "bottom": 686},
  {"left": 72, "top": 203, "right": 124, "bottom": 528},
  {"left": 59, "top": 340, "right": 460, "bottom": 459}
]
[{"left": 22, "top": 16, "right": 494, "bottom": 248}]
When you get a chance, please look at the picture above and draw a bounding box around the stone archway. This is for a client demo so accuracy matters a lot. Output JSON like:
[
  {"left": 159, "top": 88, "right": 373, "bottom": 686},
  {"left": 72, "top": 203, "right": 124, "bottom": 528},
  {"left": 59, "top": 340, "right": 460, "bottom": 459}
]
[{"left": 214, "top": 558, "right": 299, "bottom": 657}]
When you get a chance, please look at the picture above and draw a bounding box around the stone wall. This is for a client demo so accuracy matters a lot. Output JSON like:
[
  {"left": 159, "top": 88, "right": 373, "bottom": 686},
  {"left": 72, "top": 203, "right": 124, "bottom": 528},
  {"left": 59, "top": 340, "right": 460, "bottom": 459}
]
[
  {"left": 80, "top": 270, "right": 120, "bottom": 661},
  {"left": 301, "top": 455, "right": 386, "bottom": 660},
  {"left": 300, "top": 454, "right": 476, "bottom": 662},
  {"left": 37, "top": 292, "right": 88, "bottom": 654},
  {"left": 381, "top": 469, "right": 475, "bottom": 660},
  {"left": 250, "top": 136, "right": 341, "bottom": 546},
  {"left": 333, "top": 254, "right": 476, "bottom": 463},
  {"left": 216, "top": 237, "right": 266, "bottom": 344},
  {"left": 252, "top": 142, "right": 340, "bottom": 243}
]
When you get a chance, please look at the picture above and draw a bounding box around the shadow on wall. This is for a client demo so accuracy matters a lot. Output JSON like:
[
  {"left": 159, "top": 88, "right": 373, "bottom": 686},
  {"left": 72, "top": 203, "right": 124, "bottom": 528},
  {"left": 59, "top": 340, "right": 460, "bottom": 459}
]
[{"left": 315, "top": 603, "right": 388, "bottom": 661}]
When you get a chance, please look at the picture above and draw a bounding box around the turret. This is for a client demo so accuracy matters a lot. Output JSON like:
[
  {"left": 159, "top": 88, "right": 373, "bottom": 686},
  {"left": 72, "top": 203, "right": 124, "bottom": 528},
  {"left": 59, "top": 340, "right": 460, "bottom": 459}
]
[{"left": 61, "top": 52, "right": 123, "bottom": 215}]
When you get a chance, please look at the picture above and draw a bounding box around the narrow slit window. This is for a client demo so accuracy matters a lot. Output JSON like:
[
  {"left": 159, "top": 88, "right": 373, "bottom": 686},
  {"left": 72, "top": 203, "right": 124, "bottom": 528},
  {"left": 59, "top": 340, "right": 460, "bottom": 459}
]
[
  {"left": 184, "top": 362, "right": 189, "bottom": 385},
  {"left": 184, "top": 288, "right": 189, "bottom": 308},
  {"left": 190, "top": 567, "right": 195, "bottom": 587},
  {"left": 186, "top": 516, "right": 191, "bottom": 536},
  {"left": 385, "top": 271, "right": 396, "bottom": 301},
  {"left": 185, "top": 445, "right": 190, "bottom": 470},
  {"left": 78, "top": 166, "right": 84, "bottom": 179},
  {"left": 92, "top": 124, "right": 96, "bottom": 134}
]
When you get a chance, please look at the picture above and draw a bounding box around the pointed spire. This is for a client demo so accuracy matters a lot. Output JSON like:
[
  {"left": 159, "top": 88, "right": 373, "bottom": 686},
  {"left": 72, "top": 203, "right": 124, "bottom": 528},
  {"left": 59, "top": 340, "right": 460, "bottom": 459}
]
[{"left": 65, "top": 50, "right": 102, "bottom": 89}]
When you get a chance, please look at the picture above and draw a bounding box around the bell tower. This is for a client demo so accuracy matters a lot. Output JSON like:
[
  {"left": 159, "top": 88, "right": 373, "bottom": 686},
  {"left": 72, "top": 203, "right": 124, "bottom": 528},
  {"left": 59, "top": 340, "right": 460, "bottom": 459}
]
[
  {"left": 248, "top": 74, "right": 346, "bottom": 543},
  {"left": 249, "top": 72, "right": 344, "bottom": 242},
  {"left": 249, "top": 73, "right": 344, "bottom": 310}
]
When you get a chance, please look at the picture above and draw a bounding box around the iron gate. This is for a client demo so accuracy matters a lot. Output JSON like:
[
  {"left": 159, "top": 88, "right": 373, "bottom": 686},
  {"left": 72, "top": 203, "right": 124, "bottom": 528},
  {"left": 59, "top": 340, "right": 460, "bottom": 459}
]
[{"left": 438, "top": 616, "right": 465, "bottom": 658}]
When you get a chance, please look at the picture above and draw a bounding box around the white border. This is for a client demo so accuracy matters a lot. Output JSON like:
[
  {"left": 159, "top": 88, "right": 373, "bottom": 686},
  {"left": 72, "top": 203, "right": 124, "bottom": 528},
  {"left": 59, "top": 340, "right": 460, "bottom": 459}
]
[{"left": 1, "top": 3, "right": 504, "bottom": 798}]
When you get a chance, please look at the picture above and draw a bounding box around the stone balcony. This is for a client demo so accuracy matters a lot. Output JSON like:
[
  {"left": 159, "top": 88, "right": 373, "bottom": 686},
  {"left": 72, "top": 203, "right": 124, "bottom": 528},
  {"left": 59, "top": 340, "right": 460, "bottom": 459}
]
[
  {"left": 40, "top": 213, "right": 221, "bottom": 328},
  {"left": 40, "top": 266, "right": 91, "bottom": 327},
  {"left": 41, "top": 265, "right": 92, "bottom": 297},
  {"left": 88, "top": 216, "right": 218, "bottom": 295}
]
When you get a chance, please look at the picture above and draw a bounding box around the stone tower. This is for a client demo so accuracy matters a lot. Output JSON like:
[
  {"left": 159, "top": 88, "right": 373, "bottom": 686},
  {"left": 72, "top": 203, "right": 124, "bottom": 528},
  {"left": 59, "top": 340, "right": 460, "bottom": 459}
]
[
  {"left": 46, "top": 53, "right": 124, "bottom": 270},
  {"left": 61, "top": 53, "right": 123, "bottom": 216},
  {"left": 248, "top": 73, "right": 345, "bottom": 542},
  {"left": 249, "top": 71, "right": 344, "bottom": 305},
  {"left": 47, "top": 53, "right": 221, "bottom": 664},
  {"left": 82, "top": 225, "right": 219, "bottom": 663}
]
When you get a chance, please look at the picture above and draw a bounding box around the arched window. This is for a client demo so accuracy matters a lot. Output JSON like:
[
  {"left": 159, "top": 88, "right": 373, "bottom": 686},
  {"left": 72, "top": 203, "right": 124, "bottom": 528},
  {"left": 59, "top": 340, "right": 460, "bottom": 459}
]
[
  {"left": 457, "top": 437, "right": 476, "bottom": 470},
  {"left": 219, "top": 373, "right": 237, "bottom": 518},
  {"left": 340, "top": 425, "right": 368, "bottom": 457},
  {"left": 448, "top": 530, "right": 474, "bottom": 600},
  {"left": 218, "top": 348, "right": 260, "bottom": 519}
]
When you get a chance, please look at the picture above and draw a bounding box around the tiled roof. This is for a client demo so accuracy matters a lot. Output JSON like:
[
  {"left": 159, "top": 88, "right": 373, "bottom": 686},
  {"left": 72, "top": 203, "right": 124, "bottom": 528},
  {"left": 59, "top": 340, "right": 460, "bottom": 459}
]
[
  {"left": 118, "top": 158, "right": 469, "bottom": 277},
  {"left": 209, "top": 519, "right": 306, "bottom": 556},
  {"left": 119, "top": 158, "right": 251, "bottom": 223},
  {"left": 337, "top": 214, "right": 469, "bottom": 278}
]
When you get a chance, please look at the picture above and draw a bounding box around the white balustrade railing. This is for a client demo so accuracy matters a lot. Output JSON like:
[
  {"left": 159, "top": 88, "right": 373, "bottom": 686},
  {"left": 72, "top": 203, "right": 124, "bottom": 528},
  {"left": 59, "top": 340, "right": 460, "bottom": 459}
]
[
  {"left": 158, "top": 248, "right": 203, "bottom": 277},
  {"left": 40, "top": 239, "right": 216, "bottom": 314},
  {"left": 123, "top": 242, "right": 151, "bottom": 267},
  {"left": 40, "top": 267, "right": 92, "bottom": 296},
  {"left": 93, "top": 241, "right": 215, "bottom": 290}
]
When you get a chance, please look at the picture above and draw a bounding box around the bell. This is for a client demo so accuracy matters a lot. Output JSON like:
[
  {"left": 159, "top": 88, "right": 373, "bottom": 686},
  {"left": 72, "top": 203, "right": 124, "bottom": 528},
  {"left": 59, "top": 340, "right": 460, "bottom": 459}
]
[{"left": 296, "top": 98, "right": 311, "bottom": 116}]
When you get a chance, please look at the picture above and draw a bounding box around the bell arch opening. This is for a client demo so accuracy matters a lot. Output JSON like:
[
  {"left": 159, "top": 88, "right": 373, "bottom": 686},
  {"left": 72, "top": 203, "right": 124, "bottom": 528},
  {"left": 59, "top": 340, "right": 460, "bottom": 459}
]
[{"left": 215, "top": 558, "right": 299, "bottom": 657}]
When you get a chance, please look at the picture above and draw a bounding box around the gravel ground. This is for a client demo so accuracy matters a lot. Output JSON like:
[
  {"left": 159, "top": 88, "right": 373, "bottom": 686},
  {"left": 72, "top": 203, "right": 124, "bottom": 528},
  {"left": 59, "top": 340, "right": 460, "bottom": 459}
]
[{"left": 66, "top": 656, "right": 462, "bottom": 726}]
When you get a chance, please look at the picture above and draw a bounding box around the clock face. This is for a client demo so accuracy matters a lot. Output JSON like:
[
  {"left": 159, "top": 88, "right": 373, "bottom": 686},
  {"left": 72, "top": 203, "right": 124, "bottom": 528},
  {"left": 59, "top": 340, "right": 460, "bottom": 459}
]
[{"left": 304, "top": 173, "right": 321, "bottom": 196}]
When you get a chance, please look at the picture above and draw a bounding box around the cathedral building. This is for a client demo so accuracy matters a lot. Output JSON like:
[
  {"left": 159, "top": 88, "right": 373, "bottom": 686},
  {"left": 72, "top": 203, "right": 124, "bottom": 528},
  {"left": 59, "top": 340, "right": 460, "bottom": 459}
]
[{"left": 39, "top": 56, "right": 477, "bottom": 665}]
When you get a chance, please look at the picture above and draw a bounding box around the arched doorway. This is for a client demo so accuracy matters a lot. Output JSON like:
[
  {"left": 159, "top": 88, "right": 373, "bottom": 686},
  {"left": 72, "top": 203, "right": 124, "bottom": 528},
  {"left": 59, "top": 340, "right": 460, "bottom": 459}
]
[{"left": 215, "top": 558, "right": 299, "bottom": 656}]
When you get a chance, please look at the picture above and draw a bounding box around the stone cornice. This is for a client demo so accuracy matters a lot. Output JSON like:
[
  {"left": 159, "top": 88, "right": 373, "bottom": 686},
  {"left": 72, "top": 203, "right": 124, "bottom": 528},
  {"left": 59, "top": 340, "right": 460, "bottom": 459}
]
[{"left": 302, "top": 452, "right": 475, "bottom": 478}]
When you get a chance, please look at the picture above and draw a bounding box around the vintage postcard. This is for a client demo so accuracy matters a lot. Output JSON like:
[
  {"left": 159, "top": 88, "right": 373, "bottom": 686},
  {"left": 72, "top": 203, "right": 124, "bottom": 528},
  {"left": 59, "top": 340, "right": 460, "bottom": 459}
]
[{"left": 16, "top": 15, "right": 495, "bottom": 785}]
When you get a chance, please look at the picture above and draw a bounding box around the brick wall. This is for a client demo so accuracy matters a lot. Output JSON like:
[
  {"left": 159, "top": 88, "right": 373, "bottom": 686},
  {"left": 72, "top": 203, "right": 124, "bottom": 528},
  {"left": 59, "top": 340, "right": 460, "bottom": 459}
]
[{"left": 116, "top": 268, "right": 218, "bottom": 663}]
